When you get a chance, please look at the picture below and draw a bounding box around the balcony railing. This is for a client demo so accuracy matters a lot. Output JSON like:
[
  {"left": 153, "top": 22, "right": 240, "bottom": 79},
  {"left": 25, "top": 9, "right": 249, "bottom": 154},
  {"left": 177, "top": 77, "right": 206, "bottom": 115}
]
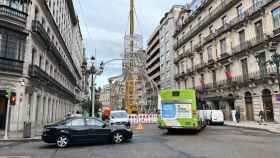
[
  {"left": 274, "top": 27, "right": 280, "bottom": 36},
  {"left": 32, "top": 20, "right": 51, "bottom": 46},
  {"left": 0, "top": 57, "right": 23, "bottom": 73},
  {"left": 174, "top": 0, "right": 239, "bottom": 50},
  {"left": 246, "top": 0, "right": 273, "bottom": 19},
  {"left": 0, "top": 5, "right": 27, "bottom": 23},
  {"left": 29, "top": 65, "right": 75, "bottom": 99}
]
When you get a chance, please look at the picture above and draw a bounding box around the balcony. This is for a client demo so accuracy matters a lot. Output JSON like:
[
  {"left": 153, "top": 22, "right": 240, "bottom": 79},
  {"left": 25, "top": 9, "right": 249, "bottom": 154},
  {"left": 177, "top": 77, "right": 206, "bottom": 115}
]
[
  {"left": 194, "top": 42, "right": 203, "bottom": 52},
  {"left": 0, "top": 5, "right": 28, "bottom": 27},
  {"left": 246, "top": 0, "right": 273, "bottom": 20},
  {"left": 0, "top": 57, "right": 23, "bottom": 73},
  {"left": 232, "top": 41, "right": 252, "bottom": 56},
  {"left": 218, "top": 53, "right": 231, "bottom": 64},
  {"left": 174, "top": 0, "right": 239, "bottom": 50},
  {"left": 273, "top": 27, "right": 280, "bottom": 37},
  {"left": 195, "top": 62, "right": 207, "bottom": 72},
  {"left": 174, "top": 53, "right": 186, "bottom": 64},
  {"left": 175, "top": 72, "right": 186, "bottom": 80},
  {"left": 32, "top": 20, "right": 51, "bottom": 47},
  {"left": 29, "top": 65, "right": 75, "bottom": 99}
]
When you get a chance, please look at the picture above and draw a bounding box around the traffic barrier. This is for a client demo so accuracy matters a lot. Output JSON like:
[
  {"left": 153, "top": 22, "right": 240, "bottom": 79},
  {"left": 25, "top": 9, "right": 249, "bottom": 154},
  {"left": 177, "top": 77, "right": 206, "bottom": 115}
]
[{"left": 129, "top": 114, "right": 159, "bottom": 124}]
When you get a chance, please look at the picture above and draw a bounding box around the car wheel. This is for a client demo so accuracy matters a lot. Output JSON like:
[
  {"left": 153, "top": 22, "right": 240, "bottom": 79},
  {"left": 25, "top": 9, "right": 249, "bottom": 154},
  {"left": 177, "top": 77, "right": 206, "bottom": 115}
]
[
  {"left": 113, "top": 132, "right": 124, "bottom": 144},
  {"left": 56, "top": 135, "right": 69, "bottom": 148}
]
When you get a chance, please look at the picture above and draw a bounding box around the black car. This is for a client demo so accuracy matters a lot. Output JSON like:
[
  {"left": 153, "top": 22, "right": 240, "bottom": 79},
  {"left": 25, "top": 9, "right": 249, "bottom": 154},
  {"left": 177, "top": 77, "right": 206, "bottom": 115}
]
[{"left": 42, "top": 117, "right": 133, "bottom": 148}]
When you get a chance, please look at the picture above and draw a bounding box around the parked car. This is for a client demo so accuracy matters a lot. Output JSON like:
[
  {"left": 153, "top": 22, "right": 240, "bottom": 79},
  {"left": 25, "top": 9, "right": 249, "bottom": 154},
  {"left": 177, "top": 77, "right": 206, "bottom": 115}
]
[
  {"left": 42, "top": 117, "right": 133, "bottom": 148},
  {"left": 109, "top": 110, "right": 130, "bottom": 128}
]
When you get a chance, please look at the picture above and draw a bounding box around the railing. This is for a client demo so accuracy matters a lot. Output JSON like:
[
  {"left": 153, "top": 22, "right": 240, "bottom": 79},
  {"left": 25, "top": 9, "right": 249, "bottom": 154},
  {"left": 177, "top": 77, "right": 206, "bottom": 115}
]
[
  {"left": 232, "top": 41, "right": 252, "bottom": 55},
  {"left": 174, "top": 0, "right": 239, "bottom": 50},
  {"left": 0, "top": 5, "right": 27, "bottom": 20},
  {"left": 195, "top": 62, "right": 207, "bottom": 71},
  {"left": 29, "top": 65, "right": 75, "bottom": 99},
  {"left": 32, "top": 20, "right": 51, "bottom": 46},
  {"left": 246, "top": 0, "right": 273, "bottom": 18},
  {"left": 274, "top": 27, "right": 280, "bottom": 36},
  {"left": 0, "top": 57, "right": 23, "bottom": 73}
]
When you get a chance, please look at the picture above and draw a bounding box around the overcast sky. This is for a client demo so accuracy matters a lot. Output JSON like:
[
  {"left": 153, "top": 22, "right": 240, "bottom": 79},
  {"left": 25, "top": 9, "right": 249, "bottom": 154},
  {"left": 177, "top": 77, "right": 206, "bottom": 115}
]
[{"left": 74, "top": 0, "right": 186, "bottom": 88}]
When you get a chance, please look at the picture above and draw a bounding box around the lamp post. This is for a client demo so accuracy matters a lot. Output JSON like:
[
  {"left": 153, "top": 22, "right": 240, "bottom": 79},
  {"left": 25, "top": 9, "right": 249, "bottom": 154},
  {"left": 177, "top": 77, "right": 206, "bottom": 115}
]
[{"left": 255, "top": 47, "right": 280, "bottom": 90}]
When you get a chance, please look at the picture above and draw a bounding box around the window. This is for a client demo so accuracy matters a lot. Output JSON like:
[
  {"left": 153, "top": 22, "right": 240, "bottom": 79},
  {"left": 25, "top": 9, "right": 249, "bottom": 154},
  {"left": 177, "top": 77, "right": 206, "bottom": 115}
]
[
  {"left": 220, "top": 38, "right": 227, "bottom": 55},
  {"left": 0, "top": 31, "right": 25, "bottom": 61},
  {"left": 255, "top": 20, "right": 263, "bottom": 40},
  {"left": 209, "top": 6, "right": 213, "bottom": 15},
  {"left": 225, "top": 64, "right": 232, "bottom": 83},
  {"left": 209, "top": 25, "right": 213, "bottom": 34},
  {"left": 191, "top": 58, "right": 194, "bottom": 69},
  {"left": 239, "top": 30, "right": 246, "bottom": 45},
  {"left": 200, "top": 53, "right": 203, "bottom": 64},
  {"left": 272, "top": 7, "right": 280, "bottom": 29},
  {"left": 241, "top": 58, "right": 249, "bottom": 80},
  {"left": 86, "top": 119, "right": 104, "bottom": 127},
  {"left": 237, "top": 4, "right": 244, "bottom": 17},
  {"left": 39, "top": 56, "right": 42, "bottom": 67},
  {"left": 199, "top": 34, "right": 202, "bottom": 44},
  {"left": 222, "top": 15, "right": 228, "bottom": 25},
  {"left": 212, "top": 70, "right": 217, "bottom": 87},
  {"left": 67, "top": 119, "right": 85, "bottom": 126},
  {"left": 207, "top": 45, "right": 213, "bottom": 61}
]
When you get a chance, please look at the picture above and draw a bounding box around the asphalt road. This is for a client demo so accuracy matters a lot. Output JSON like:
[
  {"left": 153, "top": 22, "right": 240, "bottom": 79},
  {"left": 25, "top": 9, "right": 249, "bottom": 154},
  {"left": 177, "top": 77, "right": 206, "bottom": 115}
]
[{"left": 0, "top": 125, "right": 279, "bottom": 158}]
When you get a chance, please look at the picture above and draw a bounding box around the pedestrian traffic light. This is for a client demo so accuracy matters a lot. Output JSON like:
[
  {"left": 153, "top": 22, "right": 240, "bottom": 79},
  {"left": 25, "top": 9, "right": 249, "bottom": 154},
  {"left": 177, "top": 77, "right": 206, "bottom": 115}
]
[{"left": 10, "top": 94, "right": 16, "bottom": 105}]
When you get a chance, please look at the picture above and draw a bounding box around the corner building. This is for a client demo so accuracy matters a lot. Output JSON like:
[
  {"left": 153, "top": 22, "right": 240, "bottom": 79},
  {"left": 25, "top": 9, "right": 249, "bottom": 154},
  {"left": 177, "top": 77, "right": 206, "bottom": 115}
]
[
  {"left": 0, "top": 0, "right": 86, "bottom": 133},
  {"left": 174, "top": 0, "right": 280, "bottom": 122}
]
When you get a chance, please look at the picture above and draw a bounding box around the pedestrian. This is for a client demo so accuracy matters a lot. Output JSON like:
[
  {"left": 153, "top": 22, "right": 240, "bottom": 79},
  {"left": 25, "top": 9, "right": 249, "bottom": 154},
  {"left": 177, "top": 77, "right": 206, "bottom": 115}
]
[
  {"left": 258, "top": 110, "right": 265, "bottom": 125},
  {"left": 235, "top": 109, "right": 241, "bottom": 123}
]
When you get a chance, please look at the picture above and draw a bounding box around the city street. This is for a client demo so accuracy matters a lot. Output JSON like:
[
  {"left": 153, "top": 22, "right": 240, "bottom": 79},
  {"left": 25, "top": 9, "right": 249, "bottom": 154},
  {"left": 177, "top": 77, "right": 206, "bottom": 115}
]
[{"left": 0, "top": 125, "right": 279, "bottom": 158}]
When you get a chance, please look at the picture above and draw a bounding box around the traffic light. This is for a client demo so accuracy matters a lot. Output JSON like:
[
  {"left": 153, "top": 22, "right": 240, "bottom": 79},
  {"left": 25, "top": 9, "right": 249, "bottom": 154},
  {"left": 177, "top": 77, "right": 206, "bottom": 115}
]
[
  {"left": 10, "top": 93, "right": 16, "bottom": 105},
  {"left": 5, "top": 87, "right": 11, "bottom": 99}
]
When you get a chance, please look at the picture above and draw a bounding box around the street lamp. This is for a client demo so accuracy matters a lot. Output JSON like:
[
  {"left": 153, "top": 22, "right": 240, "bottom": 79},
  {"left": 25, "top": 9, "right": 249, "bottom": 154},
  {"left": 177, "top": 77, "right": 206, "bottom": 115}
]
[{"left": 255, "top": 47, "right": 280, "bottom": 90}]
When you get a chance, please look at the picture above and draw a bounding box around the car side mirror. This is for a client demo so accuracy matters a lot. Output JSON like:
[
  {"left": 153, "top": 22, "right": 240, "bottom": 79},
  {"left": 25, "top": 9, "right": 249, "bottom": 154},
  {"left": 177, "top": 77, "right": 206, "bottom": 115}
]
[{"left": 102, "top": 123, "right": 106, "bottom": 128}]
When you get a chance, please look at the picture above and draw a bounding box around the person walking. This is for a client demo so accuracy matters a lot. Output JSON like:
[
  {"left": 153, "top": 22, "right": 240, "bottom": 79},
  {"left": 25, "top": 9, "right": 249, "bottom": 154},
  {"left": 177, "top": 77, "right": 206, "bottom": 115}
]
[
  {"left": 258, "top": 110, "right": 265, "bottom": 125},
  {"left": 235, "top": 109, "right": 241, "bottom": 123}
]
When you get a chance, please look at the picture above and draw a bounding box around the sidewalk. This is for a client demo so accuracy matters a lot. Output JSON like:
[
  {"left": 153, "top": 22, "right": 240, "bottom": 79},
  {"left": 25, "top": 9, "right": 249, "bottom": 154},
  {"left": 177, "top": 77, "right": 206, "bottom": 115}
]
[
  {"left": 224, "top": 121, "right": 280, "bottom": 134},
  {"left": 0, "top": 127, "right": 42, "bottom": 142}
]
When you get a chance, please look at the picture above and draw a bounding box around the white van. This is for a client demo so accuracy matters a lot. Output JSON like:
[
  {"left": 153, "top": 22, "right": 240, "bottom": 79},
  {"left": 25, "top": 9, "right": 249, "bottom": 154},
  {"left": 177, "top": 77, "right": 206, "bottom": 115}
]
[
  {"left": 210, "top": 110, "right": 224, "bottom": 125},
  {"left": 109, "top": 110, "right": 130, "bottom": 128}
]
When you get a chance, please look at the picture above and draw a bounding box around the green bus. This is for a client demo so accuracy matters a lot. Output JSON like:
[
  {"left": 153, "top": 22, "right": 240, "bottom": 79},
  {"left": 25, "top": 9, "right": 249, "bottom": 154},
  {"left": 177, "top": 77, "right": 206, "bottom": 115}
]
[{"left": 158, "top": 89, "right": 206, "bottom": 131}]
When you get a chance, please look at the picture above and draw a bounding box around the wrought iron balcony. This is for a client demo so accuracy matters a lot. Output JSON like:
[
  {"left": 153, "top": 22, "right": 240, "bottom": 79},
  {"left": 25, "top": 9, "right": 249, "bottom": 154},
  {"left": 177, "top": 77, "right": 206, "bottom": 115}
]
[
  {"left": 29, "top": 65, "right": 75, "bottom": 99},
  {"left": 0, "top": 57, "right": 23, "bottom": 73},
  {"left": 232, "top": 41, "right": 252, "bottom": 56},
  {"left": 32, "top": 20, "right": 51, "bottom": 47},
  {"left": 174, "top": 0, "right": 239, "bottom": 50},
  {"left": 246, "top": 0, "right": 273, "bottom": 20},
  {"left": 174, "top": 53, "right": 186, "bottom": 64},
  {"left": 0, "top": 5, "right": 27, "bottom": 25},
  {"left": 174, "top": 72, "right": 186, "bottom": 80},
  {"left": 273, "top": 27, "right": 280, "bottom": 36},
  {"left": 195, "top": 62, "right": 207, "bottom": 72}
]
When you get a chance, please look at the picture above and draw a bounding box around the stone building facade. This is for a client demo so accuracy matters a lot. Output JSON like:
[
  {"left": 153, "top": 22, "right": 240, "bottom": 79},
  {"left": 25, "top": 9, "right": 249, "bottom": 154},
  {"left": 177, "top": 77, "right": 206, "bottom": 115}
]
[
  {"left": 0, "top": 0, "right": 87, "bottom": 133},
  {"left": 159, "top": 5, "right": 186, "bottom": 90},
  {"left": 174, "top": 0, "right": 280, "bottom": 122}
]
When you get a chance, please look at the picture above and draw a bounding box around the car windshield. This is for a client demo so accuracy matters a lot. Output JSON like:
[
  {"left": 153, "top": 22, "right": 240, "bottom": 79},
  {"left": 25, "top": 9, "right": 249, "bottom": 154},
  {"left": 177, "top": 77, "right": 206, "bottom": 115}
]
[{"left": 111, "top": 112, "right": 128, "bottom": 119}]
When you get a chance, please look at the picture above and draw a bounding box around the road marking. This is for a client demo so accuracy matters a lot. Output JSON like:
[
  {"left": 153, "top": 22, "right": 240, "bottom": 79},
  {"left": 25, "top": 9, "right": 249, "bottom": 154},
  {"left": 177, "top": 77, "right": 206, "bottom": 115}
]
[{"left": 0, "top": 156, "right": 31, "bottom": 158}]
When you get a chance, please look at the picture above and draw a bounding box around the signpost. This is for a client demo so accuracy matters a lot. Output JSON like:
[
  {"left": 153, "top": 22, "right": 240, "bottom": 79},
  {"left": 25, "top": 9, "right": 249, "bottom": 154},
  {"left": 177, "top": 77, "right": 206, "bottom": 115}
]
[{"left": 4, "top": 86, "right": 11, "bottom": 140}]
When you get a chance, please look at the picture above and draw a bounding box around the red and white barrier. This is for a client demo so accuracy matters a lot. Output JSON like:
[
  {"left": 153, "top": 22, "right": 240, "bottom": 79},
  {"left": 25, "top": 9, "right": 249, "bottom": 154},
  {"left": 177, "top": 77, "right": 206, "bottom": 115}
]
[{"left": 129, "top": 114, "right": 159, "bottom": 124}]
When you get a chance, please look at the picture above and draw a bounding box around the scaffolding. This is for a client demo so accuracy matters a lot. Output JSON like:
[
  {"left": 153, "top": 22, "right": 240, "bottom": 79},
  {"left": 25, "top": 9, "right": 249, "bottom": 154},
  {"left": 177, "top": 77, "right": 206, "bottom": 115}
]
[{"left": 108, "top": 0, "right": 158, "bottom": 114}]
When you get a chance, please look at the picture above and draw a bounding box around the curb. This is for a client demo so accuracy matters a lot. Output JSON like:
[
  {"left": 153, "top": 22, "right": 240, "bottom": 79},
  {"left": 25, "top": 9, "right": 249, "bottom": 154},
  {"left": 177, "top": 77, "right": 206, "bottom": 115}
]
[
  {"left": 0, "top": 138, "right": 41, "bottom": 143},
  {"left": 224, "top": 124, "right": 280, "bottom": 135}
]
